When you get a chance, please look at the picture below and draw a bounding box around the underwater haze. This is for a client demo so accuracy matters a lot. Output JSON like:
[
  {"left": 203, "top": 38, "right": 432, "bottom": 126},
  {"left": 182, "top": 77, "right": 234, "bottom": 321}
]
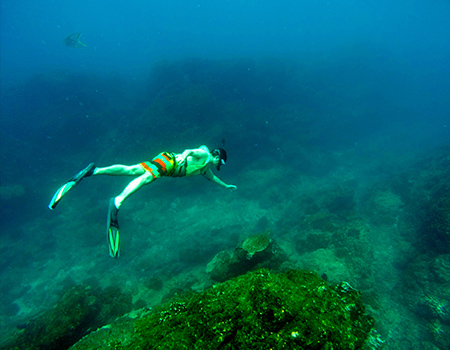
[{"left": 1, "top": 0, "right": 450, "bottom": 349}]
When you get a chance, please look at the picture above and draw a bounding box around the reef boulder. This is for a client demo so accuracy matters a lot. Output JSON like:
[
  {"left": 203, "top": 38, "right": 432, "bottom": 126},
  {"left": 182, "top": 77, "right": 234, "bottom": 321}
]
[{"left": 71, "top": 269, "right": 377, "bottom": 349}]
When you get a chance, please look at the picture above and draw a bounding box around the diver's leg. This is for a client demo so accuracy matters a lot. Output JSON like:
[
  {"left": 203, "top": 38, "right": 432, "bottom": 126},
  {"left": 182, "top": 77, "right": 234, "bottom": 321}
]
[
  {"left": 93, "top": 164, "right": 144, "bottom": 176},
  {"left": 113, "top": 172, "right": 156, "bottom": 208},
  {"left": 106, "top": 171, "right": 156, "bottom": 258}
]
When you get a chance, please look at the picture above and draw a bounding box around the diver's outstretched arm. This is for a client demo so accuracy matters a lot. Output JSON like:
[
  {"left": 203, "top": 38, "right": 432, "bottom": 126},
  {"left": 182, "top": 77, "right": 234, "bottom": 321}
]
[{"left": 202, "top": 168, "right": 237, "bottom": 191}]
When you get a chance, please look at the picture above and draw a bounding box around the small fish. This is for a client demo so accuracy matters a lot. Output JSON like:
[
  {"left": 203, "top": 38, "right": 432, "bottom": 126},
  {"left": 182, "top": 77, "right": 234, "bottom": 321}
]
[{"left": 63, "top": 33, "right": 86, "bottom": 48}]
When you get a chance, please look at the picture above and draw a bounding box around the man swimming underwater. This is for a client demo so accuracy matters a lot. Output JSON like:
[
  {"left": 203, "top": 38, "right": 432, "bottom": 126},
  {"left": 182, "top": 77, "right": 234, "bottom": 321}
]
[{"left": 48, "top": 145, "right": 237, "bottom": 258}]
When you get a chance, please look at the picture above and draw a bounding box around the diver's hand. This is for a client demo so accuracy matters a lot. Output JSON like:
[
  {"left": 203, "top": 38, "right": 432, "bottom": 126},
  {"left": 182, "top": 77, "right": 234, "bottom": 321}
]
[{"left": 226, "top": 185, "right": 237, "bottom": 192}]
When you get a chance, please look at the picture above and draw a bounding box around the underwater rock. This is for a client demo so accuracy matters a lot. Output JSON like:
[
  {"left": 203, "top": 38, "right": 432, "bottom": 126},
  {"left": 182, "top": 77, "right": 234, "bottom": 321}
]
[
  {"left": 416, "top": 293, "right": 450, "bottom": 324},
  {"left": 369, "top": 190, "right": 404, "bottom": 226},
  {"left": 6, "top": 285, "right": 100, "bottom": 350},
  {"left": 422, "top": 195, "right": 450, "bottom": 251},
  {"left": 427, "top": 319, "right": 450, "bottom": 349},
  {"left": 0, "top": 184, "right": 25, "bottom": 200},
  {"left": 70, "top": 308, "right": 152, "bottom": 350},
  {"left": 296, "top": 231, "right": 332, "bottom": 254},
  {"left": 433, "top": 254, "right": 450, "bottom": 283},
  {"left": 323, "top": 184, "right": 356, "bottom": 217},
  {"left": 206, "top": 248, "right": 249, "bottom": 282},
  {"left": 70, "top": 269, "right": 377, "bottom": 349},
  {"left": 4, "top": 284, "right": 133, "bottom": 350},
  {"left": 303, "top": 211, "right": 339, "bottom": 233},
  {"left": 143, "top": 276, "right": 164, "bottom": 291}
]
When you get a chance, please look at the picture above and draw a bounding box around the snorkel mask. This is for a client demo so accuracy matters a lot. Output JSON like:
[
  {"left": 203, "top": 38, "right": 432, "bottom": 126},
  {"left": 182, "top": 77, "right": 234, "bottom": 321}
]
[{"left": 213, "top": 147, "right": 227, "bottom": 170}]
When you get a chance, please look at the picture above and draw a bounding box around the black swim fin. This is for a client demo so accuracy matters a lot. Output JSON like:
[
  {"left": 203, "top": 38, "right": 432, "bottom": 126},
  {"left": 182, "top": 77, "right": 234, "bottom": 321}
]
[
  {"left": 107, "top": 198, "right": 120, "bottom": 258},
  {"left": 48, "top": 163, "right": 95, "bottom": 210}
]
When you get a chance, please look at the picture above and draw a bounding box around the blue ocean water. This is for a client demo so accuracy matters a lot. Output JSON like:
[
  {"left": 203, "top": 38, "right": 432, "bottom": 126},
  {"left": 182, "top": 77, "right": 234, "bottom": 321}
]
[{"left": 1, "top": 0, "right": 450, "bottom": 348}]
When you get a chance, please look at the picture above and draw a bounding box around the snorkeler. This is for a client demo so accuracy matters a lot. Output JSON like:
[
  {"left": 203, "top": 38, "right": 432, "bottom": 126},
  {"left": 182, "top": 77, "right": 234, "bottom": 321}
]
[
  {"left": 48, "top": 145, "right": 237, "bottom": 258},
  {"left": 63, "top": 33, "right": 86, "bottom": 48}
]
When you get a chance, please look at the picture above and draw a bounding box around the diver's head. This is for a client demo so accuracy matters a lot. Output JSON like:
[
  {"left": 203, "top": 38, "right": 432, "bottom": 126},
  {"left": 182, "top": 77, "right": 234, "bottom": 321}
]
[{"left": 212, "top": 148, "right": 227, "bottom": 170}]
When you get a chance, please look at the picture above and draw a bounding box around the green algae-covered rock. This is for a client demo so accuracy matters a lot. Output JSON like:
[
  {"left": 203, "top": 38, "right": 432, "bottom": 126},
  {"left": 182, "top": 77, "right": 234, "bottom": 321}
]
[
  {"left": 134, "top": 269, "right": 374, "bottom": 349},
  {"left": 70, "top": 269, "right": 376, "bottom": 349}
]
